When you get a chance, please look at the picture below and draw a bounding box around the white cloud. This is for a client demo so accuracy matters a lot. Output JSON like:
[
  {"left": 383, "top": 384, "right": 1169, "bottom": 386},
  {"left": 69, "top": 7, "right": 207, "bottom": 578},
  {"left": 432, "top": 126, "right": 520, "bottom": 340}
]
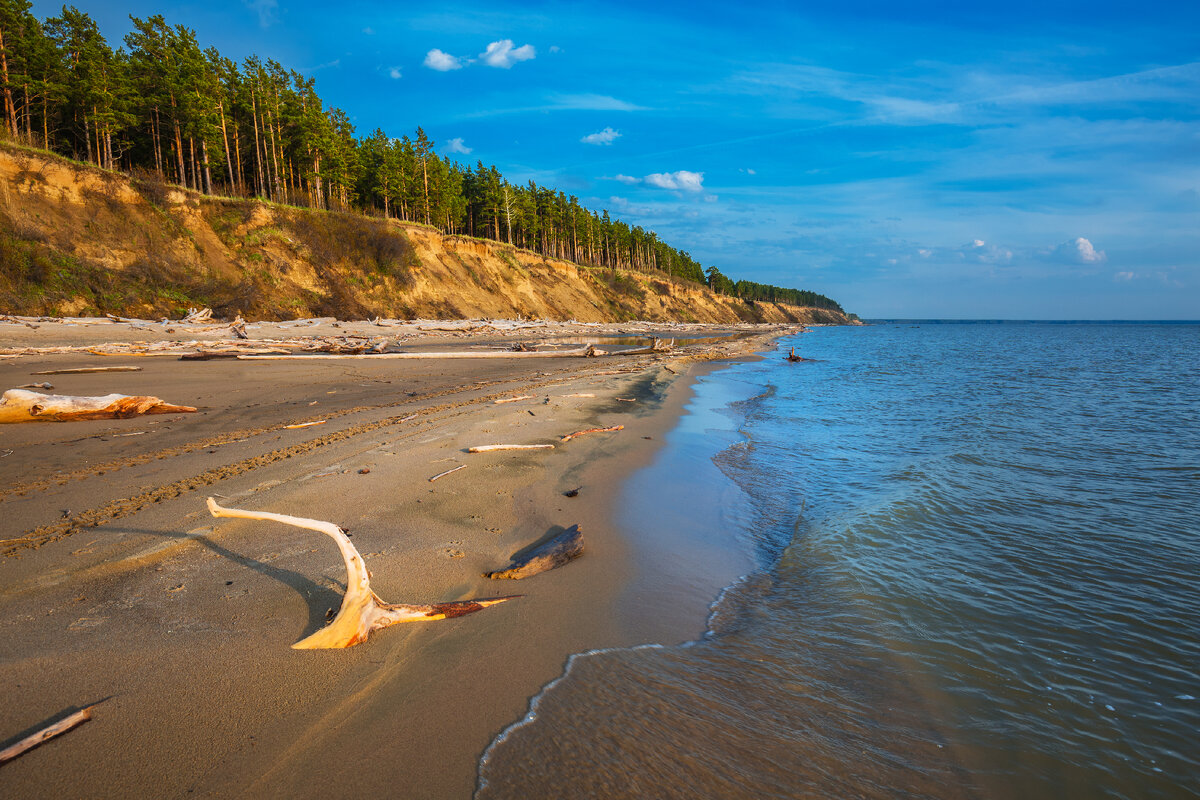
[
  {"left": 547, "top": 93, "right": 645, "bottom": 111},
  {"left": 1044, "top": 237, "right": 1107, "bottom": 265},
  {"left": 388, "top": 67, "right": 402, "bottom": 80},
  {"left": 424, "top": 49, "right": 464, "bottom": 71},
  {"left": 245, "top": 0, "right": 278, "bottom": 28},
  {"left": 549, "top": 45, "right": 562, "bottom": 53},
  {"left": 958, "top": 239, "right": 1013, "bottom": 264},
  {"left": 644, "top": 170, "right": 705, "bottom": 192},
  {"left": 480, "top": 40, "right": 536, "bottom": 68},
  {"left": 445, "top": 137, "right": 472, "bottom": 155},
  {"left": 1114, "top": 271, "right": 1135, "bottom": 281},
  {"left": 1063, "top": 237, "right": 1106, "bottom": 263},
  {"left": 581, "top": 127, "right": 621, "bottom": 145},
  {"left": 613, "top": 174, "right": 640, "bottom": 184}
]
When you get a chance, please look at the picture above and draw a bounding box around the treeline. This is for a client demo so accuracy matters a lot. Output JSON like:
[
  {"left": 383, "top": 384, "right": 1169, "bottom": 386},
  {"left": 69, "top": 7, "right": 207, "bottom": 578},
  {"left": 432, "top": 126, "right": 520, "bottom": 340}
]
[{"left": 0, "top": 2, "right": 843, "bottom": 312}]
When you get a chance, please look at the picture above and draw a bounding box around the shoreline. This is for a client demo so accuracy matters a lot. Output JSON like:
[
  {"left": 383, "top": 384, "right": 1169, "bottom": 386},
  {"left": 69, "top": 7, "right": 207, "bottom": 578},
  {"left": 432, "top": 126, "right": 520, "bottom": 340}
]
[{"left": 0, "top": 318, "right": 799, "bottom": 798}]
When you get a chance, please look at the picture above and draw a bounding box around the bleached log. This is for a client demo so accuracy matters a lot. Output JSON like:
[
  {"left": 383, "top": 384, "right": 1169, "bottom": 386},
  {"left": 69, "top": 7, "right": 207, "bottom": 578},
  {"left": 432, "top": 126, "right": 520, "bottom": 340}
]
[
  {"left": 494, "top": 395, "right": 534, "bottom": 404},
  {"left": 181, "top": 307, "right": 213, "bottom": 323},
  {"left": 560, "top": 425, "right": 624, "bottom": 443},
  {"left": 0, "top": 700, "right": 106, "bottom": 764},
  {"left": 236, "top": 345, "right": 597, "bottom": 361},
  {"left": 0, "top": 389, "right": 196, "bottom": 423},
  {"left": 485, "top": 525, "right": 584, "bottom": 580},
  {"left": 467, "top": 444, "right": 555, "bottom": 453},
  {"left": 32, "top": 366, "right": 142, "bottom": 375},
  {"left": 205, "top": 498, "right": 517, "bottom": 649}
]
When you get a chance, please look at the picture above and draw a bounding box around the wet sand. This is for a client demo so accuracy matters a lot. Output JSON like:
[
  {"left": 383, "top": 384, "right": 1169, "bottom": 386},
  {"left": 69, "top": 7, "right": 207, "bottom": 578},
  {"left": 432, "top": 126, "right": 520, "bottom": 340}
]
[{"left": 0, "top": 318, "right": 794, "bottom": 798}]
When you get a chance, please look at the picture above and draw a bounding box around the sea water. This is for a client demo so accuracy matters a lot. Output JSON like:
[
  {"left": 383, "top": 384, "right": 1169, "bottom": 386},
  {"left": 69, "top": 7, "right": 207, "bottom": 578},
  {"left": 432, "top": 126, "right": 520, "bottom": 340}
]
[{"left": 478, "top": 323, "right": 1200, "bottom": 799}]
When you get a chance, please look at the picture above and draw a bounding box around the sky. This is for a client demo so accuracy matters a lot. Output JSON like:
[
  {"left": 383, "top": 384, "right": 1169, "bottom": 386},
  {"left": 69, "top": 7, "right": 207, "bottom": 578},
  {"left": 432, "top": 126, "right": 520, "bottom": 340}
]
[{"left": 32, "top": 0, "right": 1200, "bottom": 319}]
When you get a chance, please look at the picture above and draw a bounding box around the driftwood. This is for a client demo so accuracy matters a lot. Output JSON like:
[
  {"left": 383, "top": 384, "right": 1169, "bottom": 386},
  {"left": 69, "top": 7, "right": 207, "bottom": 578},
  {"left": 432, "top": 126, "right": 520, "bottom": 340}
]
[
  {"left": 494, "top": 395, "right": 534, "bottom": 404},
  {"left": 0, "top": 700, "right": 106, "bottom": 764},
  {"left": 236, "top": 346, "right": 597, "bottom": 361},
  {"left": 560, "top": 425, "right": 624, "bottom": 443},
  {"left": 0, "top": 389, "right": 196, "bottom": 423},
  {"left": 485, "top": 525, "right": 584, "bottom": 580},
  {"left": 467, "top": 444, "right": 555, "bottom": 453},
  {"left": 182, "top": 307, "right": 213, "bottom": 324},
  {"left": 429, "top": 464, "right": 466, "bottom": 482},
  {"left": 205, "top": 498, "right": 517, "bottom": 649},
  {"left": 283, "top": 420, "right": 326, "bottom": 429},
  {"left": 32, "top": 366, "right": 142, "bottom": 375},
  {"left": 785, "top": 347, "right": 804, "bottom": 362}
]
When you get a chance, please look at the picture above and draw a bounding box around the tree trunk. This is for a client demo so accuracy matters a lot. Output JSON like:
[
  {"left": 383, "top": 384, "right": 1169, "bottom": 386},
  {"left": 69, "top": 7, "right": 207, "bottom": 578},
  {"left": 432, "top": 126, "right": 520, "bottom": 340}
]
[
  {"left": 218, "top": 100, "right": 234, "bottom": 191},
  {"left": 267, "top": 111, "right": 281, "bottom": 200},
  {"left": 82, "top": 112, "right": 93, "bottom": 164},
  {"left": 251, "top": 92, "right": 265, "bottom": 197},
  {"left": 189, "top": 136, "right": 198, "bottom": 191},
  {"left": 0, "top": 27, "right": 17, "bottom": 138},
  {"left": 152, "top": 106, "right": 162, "bottom": 176},
  {"left": 201, "top": 138, "right": 213, "bottom": 195}
]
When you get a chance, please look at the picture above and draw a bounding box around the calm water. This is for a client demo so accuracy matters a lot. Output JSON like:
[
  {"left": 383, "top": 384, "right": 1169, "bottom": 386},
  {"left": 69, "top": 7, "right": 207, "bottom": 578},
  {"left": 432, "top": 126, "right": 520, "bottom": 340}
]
[{"left": 479, "top": 323, "right": 1200, "bottom": 799}]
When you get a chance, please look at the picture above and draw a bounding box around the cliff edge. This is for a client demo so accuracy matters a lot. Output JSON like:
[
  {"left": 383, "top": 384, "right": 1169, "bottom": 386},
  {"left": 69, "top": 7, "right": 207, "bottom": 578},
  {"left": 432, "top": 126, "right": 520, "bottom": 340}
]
[{"left": 0, "top": 144, "right": 852, "bottom": 325}]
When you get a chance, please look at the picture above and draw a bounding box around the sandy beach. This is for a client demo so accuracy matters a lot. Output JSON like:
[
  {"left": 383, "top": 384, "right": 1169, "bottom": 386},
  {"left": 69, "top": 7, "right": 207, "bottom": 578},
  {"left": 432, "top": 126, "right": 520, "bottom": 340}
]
[{"left": 0, "top": 317, "right": 792, "bottom": 798}]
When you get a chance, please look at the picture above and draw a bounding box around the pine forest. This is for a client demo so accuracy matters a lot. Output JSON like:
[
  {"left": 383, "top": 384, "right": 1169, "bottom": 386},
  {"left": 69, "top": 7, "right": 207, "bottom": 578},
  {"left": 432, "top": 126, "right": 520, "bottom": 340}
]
[{"left": 0, "top": 3, "right": 844, "bottom": 313}]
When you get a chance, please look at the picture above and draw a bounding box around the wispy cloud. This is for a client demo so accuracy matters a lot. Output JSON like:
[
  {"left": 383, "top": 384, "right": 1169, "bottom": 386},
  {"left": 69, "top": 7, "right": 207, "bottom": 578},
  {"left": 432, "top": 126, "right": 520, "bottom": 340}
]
[
  {"left": 388, "top": 66, "right": 402, "bottom": 80},
  {"left": 424, "top": 49, "right": 464, "bottom": 71},
  {"left": 245, "top": 0, "right": 278, "bottom": 28},
  {"left": 548, "top": 93, "right": 646, "bottom": 112},
  {"left": 480, "top": 39, "right": 536, "bottom": 68},
  {"left": 444, "top": 137, "right": 472, "bottom": 155},
  {"left": 458, "top": 94, "right": 647, "bottom": 120},
  {"left": 581, "top": 127, "right": 621, "bottom": 145}
]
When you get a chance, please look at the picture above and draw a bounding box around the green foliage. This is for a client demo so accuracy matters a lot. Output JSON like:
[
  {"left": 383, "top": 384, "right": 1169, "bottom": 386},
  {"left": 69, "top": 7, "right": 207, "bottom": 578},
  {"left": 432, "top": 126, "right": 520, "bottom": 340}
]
[{"left": 0, "top": 5, "right": 844, "bottom": 314}]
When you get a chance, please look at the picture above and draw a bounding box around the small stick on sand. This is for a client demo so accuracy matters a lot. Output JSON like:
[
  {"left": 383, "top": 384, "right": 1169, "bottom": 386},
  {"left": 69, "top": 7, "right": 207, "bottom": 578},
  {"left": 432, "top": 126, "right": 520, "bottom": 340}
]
[
  {"left": 494, "top": 395, "right": 534, "bottom": 404},
  {"left": 467, "top": 444, "right": 555, "bottom": 453},
  {"left": 32, "top": 366, "right": 142, "bottom": 375},
  {"left": 560, "top": 425, "right": 624, "bottom": 443},
  {"left": 0, "top": 699, "right": 107, "bottom": 764},
  {"left": 283, "top": 420, "right": 326, "bottom": 429},
  {"left": 429, "top": 464, "right": 466, "bottom": 482},
  {"left": 205, "top": 498, "right": 518, "bottom": 649},
  {"left": 561, "top": 393, "right": 595, "bottom": 398}
]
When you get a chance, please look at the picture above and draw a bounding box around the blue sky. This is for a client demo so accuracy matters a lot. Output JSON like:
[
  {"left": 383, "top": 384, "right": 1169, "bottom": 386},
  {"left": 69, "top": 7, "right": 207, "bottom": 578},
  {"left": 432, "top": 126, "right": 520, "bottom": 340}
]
[{"left": 35, "top": 1, "right": 1200, "bottom": 318}]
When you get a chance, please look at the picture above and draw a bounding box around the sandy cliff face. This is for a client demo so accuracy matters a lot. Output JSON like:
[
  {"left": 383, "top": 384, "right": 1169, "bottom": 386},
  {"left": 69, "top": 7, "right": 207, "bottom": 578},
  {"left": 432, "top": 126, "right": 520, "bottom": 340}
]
[{"left": 0, "top": 144, "right": 851, "bottom": 324}]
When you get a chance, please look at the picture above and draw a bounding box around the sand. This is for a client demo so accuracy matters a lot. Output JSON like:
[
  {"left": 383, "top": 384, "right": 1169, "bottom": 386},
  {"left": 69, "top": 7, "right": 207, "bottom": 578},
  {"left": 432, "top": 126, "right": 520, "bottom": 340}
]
[{"left": 0, "top": 317, "right": 795, "bottom": 798}]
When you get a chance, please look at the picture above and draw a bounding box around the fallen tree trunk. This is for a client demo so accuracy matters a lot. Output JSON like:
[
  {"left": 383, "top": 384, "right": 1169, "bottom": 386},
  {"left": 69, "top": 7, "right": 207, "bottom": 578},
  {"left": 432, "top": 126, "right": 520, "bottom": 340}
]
[
  {"left": 236, "top": 346, "right": 597, "bottom": 361},
  {"left": 0, "top": 700, "right": 106, "bottom": 764},
  {"left": 467, "top": 444, "right": 555, "bottom": 453},
  {"left": 32, "top": 366, "right": 142, "bottom": 375},
  {"left": 206, "top": 498, "right": 518, "bottom": 649},
  {"left": 560, "top": 425, "right": 624, "bottom": 443},
  {"left": 0, "top": 389, "right": 196, "bottom": 423},
  {"left": 485, "top": 525, "right": 584, "bottom": 580}
]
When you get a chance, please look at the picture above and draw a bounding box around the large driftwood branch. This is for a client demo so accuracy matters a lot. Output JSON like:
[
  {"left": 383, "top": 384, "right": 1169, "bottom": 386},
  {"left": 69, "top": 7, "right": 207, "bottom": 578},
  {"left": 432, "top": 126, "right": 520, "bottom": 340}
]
[
  {"left": 32, "top": 366, "right": 142, "bottom": 375},
  {"left": 205, "top": 498, "right": 517, "bottom": 649},
  {"left": 485, "top": 525, "right": 584, "bottom": 580},
  {"left": 0, "top": 389, "right": 196, "bottom": 423},
  {"left": 235, "top": 346, "right": 597, "bottom": 360},
  {"left": 0, "top": 700, "right": 106, "bottom": 764}
]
